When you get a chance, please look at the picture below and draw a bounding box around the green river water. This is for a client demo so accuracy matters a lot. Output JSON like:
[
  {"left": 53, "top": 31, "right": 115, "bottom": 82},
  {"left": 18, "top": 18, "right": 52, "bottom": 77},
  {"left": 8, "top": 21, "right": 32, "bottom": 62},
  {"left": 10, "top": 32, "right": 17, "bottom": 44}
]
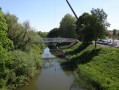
[{"left": 17, "top": 47, "right": 84, "bottom": 90}]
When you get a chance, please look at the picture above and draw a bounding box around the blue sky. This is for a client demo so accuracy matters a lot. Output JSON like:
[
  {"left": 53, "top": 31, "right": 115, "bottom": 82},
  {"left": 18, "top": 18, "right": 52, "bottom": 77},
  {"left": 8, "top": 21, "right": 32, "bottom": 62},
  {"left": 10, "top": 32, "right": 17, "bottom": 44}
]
[{"left": 0, "top": 0, "right": 119, "bottom": 32}]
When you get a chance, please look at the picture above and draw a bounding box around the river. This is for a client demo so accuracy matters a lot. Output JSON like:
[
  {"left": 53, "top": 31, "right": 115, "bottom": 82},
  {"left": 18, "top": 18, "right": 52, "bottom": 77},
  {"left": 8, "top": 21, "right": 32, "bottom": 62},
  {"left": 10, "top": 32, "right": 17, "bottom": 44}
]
[{"left": 17, "top": 47, "right": 84, "bottom": 90}]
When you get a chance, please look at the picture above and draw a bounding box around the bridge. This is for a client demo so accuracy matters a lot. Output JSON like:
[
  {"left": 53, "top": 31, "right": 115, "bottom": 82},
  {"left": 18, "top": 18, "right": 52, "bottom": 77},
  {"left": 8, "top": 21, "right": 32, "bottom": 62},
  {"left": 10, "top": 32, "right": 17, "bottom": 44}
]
[{"left": 34, "top": 38, "right": 79, "bottom": 43}]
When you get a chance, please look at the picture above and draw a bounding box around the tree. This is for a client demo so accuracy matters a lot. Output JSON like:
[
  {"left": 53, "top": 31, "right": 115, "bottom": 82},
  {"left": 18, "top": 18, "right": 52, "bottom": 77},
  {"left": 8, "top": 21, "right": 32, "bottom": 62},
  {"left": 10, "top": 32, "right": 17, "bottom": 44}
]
[
  {"left": 77, "top": 8, "right": 109, "bottom": 48},
  {"left": 4, "top": 13, "right": 24, "bottom": 49},
  {"left": 22, "top": 20, "right": 30, "bottom": 40},
  {"left": 113, "top": 29, "right": 117, "bottom": 36},
  {"left": 117, "top": 32, "right": 119, "bottom": 40},
  {"left": 117, "top": 32, "right": 119, "bottom": 36},
  {"left": 76, "top": 13, "right": 91, "bottom": 41},
  {"left": 0, "top": 8, "right": 13, "bottom": 88},
  {"left": 90, "top": 15, "right": 107, "bottom": 48},
  {"left": 112, "top": 29, "right": 117, "bottom": 42},
  {"left": 0, "top": 10, "right": 13, "bottom": 50},
  {"left": 1, "top": 8, "right": 43, "bottom": 89},
  {"left": 4, "top": 13, "right": 40, "bottom": 50},
  {"left": 38, "top": 31, "right": 48, "bottom": 38},
  {"left": 4, "top": 13, "right": 18, "bottom": 39},
  {"left": 91, "top": 8, "right": 110, "bottom": 27},
  {"left": 47, "top": 28, "right": 59, "bottom": 38},
  {"left": 59, "top": 14, "right": 77, "bottom": 38}
]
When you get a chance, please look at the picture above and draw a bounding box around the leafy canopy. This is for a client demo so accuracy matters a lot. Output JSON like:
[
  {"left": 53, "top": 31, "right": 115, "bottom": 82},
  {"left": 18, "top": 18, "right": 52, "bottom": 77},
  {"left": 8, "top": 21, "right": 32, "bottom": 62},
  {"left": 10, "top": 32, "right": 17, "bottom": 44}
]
[{"left": 76, "top": 8, "right": 109, "bottom": 46}]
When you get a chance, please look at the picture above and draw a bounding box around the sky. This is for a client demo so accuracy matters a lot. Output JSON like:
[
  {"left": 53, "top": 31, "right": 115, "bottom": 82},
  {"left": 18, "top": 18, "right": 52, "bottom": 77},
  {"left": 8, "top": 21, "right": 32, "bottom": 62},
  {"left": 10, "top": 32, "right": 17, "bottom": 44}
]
[{"left": 0, "top": 0, "right": 119, "bottom": 32}]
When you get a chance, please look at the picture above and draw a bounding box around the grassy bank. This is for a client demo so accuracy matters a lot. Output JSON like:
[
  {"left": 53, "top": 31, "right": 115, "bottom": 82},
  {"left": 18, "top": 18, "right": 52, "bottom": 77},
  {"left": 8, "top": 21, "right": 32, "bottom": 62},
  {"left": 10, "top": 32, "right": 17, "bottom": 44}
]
[{"left": 64, "top": 43, "right": 119, "bottom": 90}]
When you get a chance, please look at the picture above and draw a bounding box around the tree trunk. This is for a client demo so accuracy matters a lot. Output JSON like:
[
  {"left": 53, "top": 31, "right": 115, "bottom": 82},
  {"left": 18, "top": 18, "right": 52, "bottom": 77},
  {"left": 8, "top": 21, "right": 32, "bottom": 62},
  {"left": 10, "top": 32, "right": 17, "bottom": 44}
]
[{"left": 95, "top": 39, "right": 97, "bottom": 49}]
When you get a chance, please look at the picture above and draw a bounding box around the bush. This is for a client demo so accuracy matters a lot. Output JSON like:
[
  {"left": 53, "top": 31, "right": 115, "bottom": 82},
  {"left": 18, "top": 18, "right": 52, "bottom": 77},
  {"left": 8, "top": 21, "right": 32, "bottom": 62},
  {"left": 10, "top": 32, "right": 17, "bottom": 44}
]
[
  {"left": 7, "top": 44, "right": 42, "bottom": 87},
  {"left": 0, "top": 43, "right": 43, "bottom": 89},
  {"left": 0, "top": 46, "right": 12, "bottom": 89}
]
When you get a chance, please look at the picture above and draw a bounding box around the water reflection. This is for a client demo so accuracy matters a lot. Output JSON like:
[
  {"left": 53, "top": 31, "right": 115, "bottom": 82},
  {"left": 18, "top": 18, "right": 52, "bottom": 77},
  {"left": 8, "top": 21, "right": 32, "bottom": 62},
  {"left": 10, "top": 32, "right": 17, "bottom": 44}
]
[
  {"left": 37, "top": 47, "right": 75, "bottom": 90},
  {"left": 42, "top": 47, "right": 55, "bottom": 58},
  {"left": 36, "top": 60, "right": 74, "bottom": 90}
]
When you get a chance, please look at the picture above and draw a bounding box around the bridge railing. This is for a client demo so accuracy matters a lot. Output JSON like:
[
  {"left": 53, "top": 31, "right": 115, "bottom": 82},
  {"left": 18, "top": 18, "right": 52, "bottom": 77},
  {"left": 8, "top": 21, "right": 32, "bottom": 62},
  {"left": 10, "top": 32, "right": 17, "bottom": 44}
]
[{"left": 34, "top": 38, "right": 78, "bottom": 43}]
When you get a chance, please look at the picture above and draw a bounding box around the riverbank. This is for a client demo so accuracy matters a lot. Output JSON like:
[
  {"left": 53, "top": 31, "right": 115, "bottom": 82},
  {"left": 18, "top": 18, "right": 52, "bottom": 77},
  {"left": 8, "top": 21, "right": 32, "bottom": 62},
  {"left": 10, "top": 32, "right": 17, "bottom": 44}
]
[
  {"left": 63, "top": 43, "right": 119, "bottom": 90},
  {"left": 0, "top": 44, "right": 43, "bottom": 90},
  {"left": 17, "top": 70, "right": 41, "bottom": 90}
]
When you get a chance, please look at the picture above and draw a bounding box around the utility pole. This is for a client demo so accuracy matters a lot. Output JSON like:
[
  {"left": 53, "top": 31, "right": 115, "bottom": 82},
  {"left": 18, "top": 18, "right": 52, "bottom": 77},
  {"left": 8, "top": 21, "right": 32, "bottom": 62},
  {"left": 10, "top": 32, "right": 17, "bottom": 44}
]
[{"left": 66, "top": 0, "right": 78, "bottom": 20}]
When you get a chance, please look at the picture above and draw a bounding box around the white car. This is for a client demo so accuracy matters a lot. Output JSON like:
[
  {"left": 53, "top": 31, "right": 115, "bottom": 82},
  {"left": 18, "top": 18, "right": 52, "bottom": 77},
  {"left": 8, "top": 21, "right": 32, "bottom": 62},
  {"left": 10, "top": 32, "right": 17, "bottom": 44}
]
[{"left": 103, "top": 41, "right": 110, "bottom": 45}]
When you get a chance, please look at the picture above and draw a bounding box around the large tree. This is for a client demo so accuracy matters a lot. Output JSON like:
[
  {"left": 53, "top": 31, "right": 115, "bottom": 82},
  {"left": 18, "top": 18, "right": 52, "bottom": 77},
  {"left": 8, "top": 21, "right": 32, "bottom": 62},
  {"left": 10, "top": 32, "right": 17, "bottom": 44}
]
[
  {"left": 76, "top": 13, "right": 91, "bottom": 41},
  {"left": 59, "top": 14, "right": 77, "bottom": 38},
  {"left": 77, "top": 8, "right": 109, "bottom": 48}
]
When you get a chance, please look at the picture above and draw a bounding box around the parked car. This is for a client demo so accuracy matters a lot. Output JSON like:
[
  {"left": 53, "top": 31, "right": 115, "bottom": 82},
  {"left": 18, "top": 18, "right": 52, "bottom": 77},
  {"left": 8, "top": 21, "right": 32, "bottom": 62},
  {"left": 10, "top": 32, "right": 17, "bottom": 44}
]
[
  {"left": 97, "top": 40, "right": 103, "bottom": 44},
  {"left": 111, "top": 42, "right": 117, "bottom": 46},
  {"left": 97, "top": 39, "right": 111, "bottom": 45},
  {"left": 103, "top": 40, "right": 111, "bottom": 45},
  {"left": 108, "top": 42, "right": 117, "bottom": 46},
  {"left": 108, "top": 42, "right": 113, "bottom": 46}
]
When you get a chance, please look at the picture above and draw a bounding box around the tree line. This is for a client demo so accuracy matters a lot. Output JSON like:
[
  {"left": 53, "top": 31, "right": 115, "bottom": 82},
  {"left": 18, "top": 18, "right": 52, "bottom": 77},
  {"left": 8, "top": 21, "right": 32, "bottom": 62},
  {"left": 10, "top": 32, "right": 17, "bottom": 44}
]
[
  {"left": 0, "top": 8, "right": 44, "bottom": 90},
  {"left": 47, "top": 8, "right": 110, "bottom": 48}
]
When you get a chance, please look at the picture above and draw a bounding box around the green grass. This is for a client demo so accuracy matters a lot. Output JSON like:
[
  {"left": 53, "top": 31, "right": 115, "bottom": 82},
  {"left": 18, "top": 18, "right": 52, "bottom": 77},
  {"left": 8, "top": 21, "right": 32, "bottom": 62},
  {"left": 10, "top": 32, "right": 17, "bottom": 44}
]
[{"left": 64, "top": 43, "right": 119, "bottom": 90}]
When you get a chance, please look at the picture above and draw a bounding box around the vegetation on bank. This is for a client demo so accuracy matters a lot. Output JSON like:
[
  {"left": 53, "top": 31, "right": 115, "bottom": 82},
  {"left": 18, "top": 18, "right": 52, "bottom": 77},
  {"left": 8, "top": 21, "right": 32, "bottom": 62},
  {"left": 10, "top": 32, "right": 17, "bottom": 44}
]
[
  {"left": 0, "top": 8, "right": 44, "bottom": 90},
  {"left": 64, "top": 43, "right": 119, "bottom": 90}
]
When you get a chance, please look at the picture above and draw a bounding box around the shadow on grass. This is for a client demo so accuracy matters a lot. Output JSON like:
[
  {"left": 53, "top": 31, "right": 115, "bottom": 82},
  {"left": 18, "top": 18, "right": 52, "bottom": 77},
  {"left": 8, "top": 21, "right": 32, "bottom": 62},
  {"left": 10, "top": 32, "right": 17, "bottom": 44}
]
[
  {"left": 66, "top": 43, "right": 90, "bottom": 55},
  {"left": 61, "top": 48, "right": 101, "bottom": 69}
]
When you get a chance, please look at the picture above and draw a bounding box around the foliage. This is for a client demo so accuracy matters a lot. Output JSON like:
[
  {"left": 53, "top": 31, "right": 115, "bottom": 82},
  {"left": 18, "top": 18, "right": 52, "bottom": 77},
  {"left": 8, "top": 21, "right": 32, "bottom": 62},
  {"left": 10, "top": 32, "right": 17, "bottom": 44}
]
[
  {"left": 47, "top": 28, "right": 59, "bottom": 38},
  {"left": 0, "top": 10, "right": 13, "bottom": 50},
  {"left": 91, "top": 8, "right": 110, "bottom": 27},
  {"left": 6, "top": 44, "right": 42, "bottom": 89},
  {"left": 59, "top": 14, "right": 77, "bottom": 38},
  {"left": 0, "top": 8, "right": 13, "bottom": 89},
  {"left": 47, "top": 14, "right": 77, "bottom": 38},
  {"left": 47, "top": 14, "right": 78, "bottom": 47},
  {"left": 38, "top": 31, "right": 48, "bottom": 38},
  {"left": 117, "top": 32, "right": 119, "bottom": 36},
  {"left": 0, "top": 46, "right": 12, "bottom": 89},
  {"left": 4, "top": 13, "right": 41, "bottom": 50},
  {"left": 64, "top": 43, "right": 119, "bottom": 90},
  {"left": 0, "top": 8, "right": 43, "bottom": 90},
  {"left": 76, "top": 8, "right": 109, "bottom": 48},
  {"left": 113, "top": 29, "right": 117, "bottom": 35}
]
